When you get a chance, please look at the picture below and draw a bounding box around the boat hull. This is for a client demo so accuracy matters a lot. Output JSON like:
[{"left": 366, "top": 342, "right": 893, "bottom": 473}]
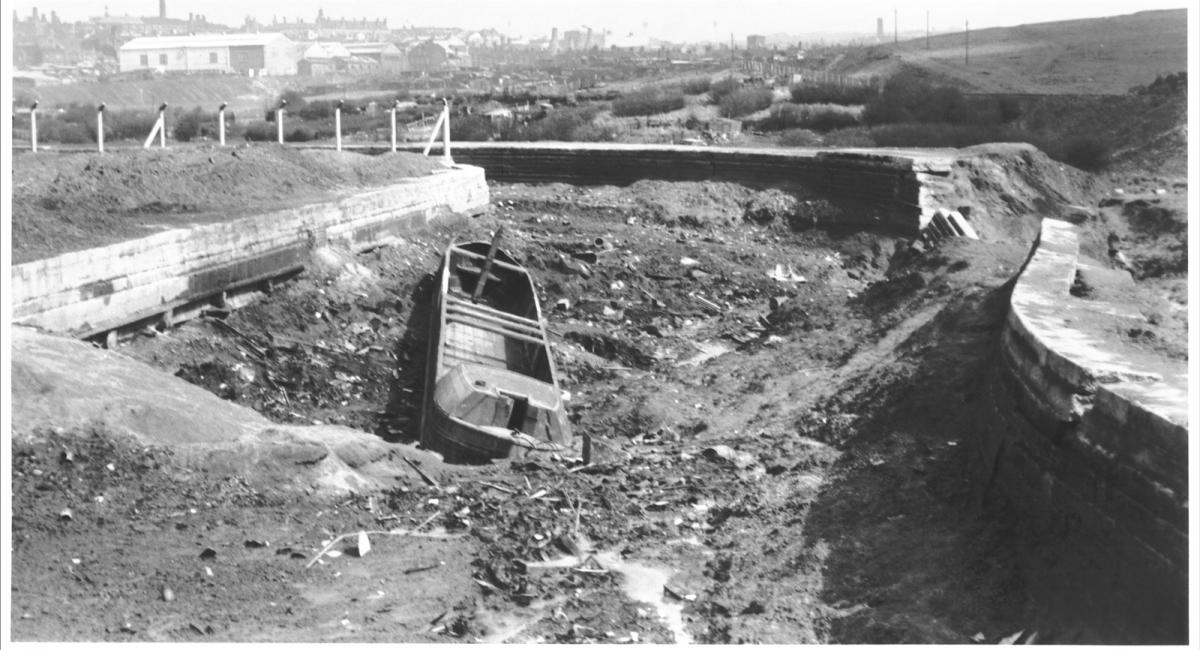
[{"left": 420, "top": 240, "right": 572, "bottom": 462}]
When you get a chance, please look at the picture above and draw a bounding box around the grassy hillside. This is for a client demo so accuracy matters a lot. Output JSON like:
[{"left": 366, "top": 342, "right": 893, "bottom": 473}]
[{"left": 835, "top": 9, "right": 1187, "bottom": 94}]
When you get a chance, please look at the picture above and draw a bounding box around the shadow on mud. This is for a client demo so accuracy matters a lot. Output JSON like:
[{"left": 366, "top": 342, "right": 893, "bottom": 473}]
[{"left": 379, "top": 274, "right": 435, "bottom": 444}]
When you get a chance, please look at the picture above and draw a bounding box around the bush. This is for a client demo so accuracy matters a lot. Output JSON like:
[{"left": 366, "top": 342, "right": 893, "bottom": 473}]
[
  {"left": 865, "top": 122, "right": 1012, "bottom": 148},
  {"left": 709, "top": 77, "right": 741, "bottom": 102},
  {"left": 612, "top": 86, "right": 686, "bottom": 117},
  {"left": 1134, "top": 72, "right": 1187, "bottom": 97},
  {"left": 242, "top": 122, "right": 276, "bottom": 142},
  {"left": 681, "top": 76, "right": 712, "bottom": 95},
  {"left": 453, "top": 114, "right": 499, "bottom": 141},
  {"left": 569, "top": 122, "right": 619, "bottom": 142},
  {"left": 41, "top": 120, "right": 93, "bottom": 144},
  {"left": 297, "top": 100, "right": 336, "bottom": 121},
  {"left": 822, "top": 127, "right": 879, "bottom": 147},
  {"left": 519, "top": 106, "right": 603, "bottom": 141},
  {"left": 173, "top": 107, "right": 220, "bottom": 142},
  {"left": 996, "top": 96, "right": 1023, "bottom": 122},
  {"left": 863, "top": 69, "right": 968, "bottom": 125},
  {"left": 789, "top": 82, "right": 876, "bottom": 105},
  {"left": 285, "top": 126, "right": 316, "bottom": 142},
  {"left": 719, "top": 86, "right": 774, "bottom": 117},
  {"left": 761, "top": 103, "right": 859, "bottom": 132},
  {"left": 107, "top": 111, "right": 160, "bottom": 141},
  {"left": 1059, "top": 136, "right": 1112, "bottom": 171},
  {"left": 277, "top": 89, "right": 307, "bottom": 109}
]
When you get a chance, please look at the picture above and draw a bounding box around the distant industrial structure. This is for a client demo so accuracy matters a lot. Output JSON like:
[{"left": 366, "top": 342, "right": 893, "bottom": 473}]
[
  {"left": 118, "top": 33, "right": 297, "bottom": 76},
  {"left": 13, "top": 0, "right": 803, "bottom": 90},
  {"left": 246, "top": 9, "right": 391, "bottom": 41}
]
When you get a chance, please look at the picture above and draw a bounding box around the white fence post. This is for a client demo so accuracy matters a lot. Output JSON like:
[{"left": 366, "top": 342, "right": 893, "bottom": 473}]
[
  {"left": 441, "top": 99, "right": 452, "bottom": 164},
  {"left": 422, "top": 99, "right": 453, "bottom": 164},
  {"left": 218, "top": 102, "right": 227, "bottom": 146},
  {"left": 30, "top": 102, "right": 38, "bottom": 152},
  {"left": 390, "top": 100, "right": 398, "bottom": 152},
  {"left": 144, "top": 102, "right": 168, "bottom": 149},
  {"left": 97, "top": 103, "right": 106, "bottom": 153},
  {"left": 335, "top": 100, "right": 343, "bottom": 152},
  {"left": 143, "top": 115, "right": 161, "bottom": 148},
  {"left": 277, "top": 99, "right": 287, "bottom": 144},
  {"left": 421, "top": 108, "right": 445, "bottom": 156}
]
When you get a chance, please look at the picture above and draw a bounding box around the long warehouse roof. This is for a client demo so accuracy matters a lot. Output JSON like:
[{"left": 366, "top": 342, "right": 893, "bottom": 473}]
[{"left": 120, "top": 33, "right": 291, "bottom": 51}]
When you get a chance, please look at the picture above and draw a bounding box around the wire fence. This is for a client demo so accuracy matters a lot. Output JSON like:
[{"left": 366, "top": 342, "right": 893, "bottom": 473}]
[
  {"left": 739, "top": 61, "right": 879, "bottom": 88},
  {"left": 13, "top": 99, "right": 454, "bottom": 159}
]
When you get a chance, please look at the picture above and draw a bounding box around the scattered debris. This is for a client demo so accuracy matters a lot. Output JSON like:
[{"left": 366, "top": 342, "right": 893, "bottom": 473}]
[
  {"left": 767, "top": 263, "right": 807, "bottom": 283},
  {"left": 403, "top": 457, "right": 441, "bottom": 490}
]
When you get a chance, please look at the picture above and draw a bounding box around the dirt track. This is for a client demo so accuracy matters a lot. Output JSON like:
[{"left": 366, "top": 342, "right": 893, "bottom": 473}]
[{"left": 8, "top": 144, "right": 1189, "bottom": 642}]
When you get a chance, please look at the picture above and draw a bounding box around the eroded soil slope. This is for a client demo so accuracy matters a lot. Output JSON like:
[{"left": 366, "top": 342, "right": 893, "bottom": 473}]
[{"left": 10, "top": 147, "right": 443, "bottom": 263}]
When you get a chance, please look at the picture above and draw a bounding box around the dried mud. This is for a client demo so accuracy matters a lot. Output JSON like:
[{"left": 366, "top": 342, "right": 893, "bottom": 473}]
[{"left": 9, "top": 147, "right": 1187, "bottom": 643}]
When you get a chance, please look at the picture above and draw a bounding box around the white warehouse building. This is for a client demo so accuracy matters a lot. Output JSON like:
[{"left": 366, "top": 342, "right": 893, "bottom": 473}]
[{"left": 118, "top": 33, "right": 298, "bottom": 76}]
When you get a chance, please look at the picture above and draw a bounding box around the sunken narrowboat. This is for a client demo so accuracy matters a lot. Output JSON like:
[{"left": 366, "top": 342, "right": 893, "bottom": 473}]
[{"left": 420, "top": 236, "right": 574, "bottom": 461}]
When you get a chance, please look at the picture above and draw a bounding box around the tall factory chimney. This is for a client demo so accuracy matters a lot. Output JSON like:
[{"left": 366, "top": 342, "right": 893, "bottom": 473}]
[{"left": 159, "top": 0, "right": 166, "bottom": 19}]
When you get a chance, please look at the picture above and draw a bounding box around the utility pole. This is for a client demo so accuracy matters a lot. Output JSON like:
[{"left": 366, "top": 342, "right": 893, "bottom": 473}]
[
  {"left": 965, "top": 19, "right": 970, "bottom": 65},
  {"left": 926, "top": 10, "right": 930, "bottom": 50},
  {"left": 894, "top": 8, "right": 898, "bottom": 44},
  {"left": 730, "top": 32, "right": 735, "bottom": 77}
]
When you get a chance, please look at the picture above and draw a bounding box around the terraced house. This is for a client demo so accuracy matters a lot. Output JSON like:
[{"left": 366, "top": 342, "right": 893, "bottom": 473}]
[{"left": 117, "top": 33, "right": 298, "bottom": 76}]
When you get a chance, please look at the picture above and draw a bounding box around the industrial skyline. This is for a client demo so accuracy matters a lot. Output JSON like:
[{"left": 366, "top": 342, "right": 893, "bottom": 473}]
[{"left": 8, "top": 0, "right": 1191, "bottom": 42}]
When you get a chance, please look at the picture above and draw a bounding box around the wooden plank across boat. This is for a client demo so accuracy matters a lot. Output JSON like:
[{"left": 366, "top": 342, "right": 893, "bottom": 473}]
[{"left": 420, "top": 237, "right": 574, "bottom": 461}]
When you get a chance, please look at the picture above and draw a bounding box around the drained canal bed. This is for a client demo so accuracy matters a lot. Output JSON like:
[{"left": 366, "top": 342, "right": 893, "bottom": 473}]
[{"left": 10, "top": 151, "right": 1186, "bottom": 642}]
